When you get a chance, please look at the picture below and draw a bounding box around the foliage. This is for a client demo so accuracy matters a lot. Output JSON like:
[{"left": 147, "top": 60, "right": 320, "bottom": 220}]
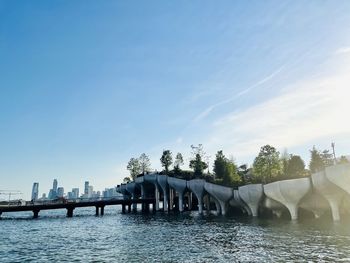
[
  {"left": 213, "top": 150, "right": 241, "bottom": 187},
  {"left": 174, "top": 152, "right": 184, "bottom": 173},
  {"left": 309, "top": 146, "right": 334, "bottom": 173},
  {"left": 252, "top": 145, "right": 282, "bottom": 184},
  {"left": 139, "top": 153, "right": 151, "bottom": 174},
  {"left": 285, "top": 155, "right": 307, "bottom": 178},
  {"left": 123, "top": 177, "right": 131, "bottom": 183},
  {"left": 126, "top": 158, "right": 141, "bottom": 180},
  {"left": 160, "top": 150, "right": 173, "bottom": 173},
  {"left": 189, "top": 144, "right": 209, "bottom": 178}
]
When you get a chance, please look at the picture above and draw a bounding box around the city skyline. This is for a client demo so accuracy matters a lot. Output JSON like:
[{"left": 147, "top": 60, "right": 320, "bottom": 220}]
[{"left": 1, "top": 1, "right": 350, "bottom": 199}]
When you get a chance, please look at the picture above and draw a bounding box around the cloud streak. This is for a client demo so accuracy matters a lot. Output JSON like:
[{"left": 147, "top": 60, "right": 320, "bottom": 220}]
[{"left": 193, "top": 65, "right": 285, "bottom": 122}]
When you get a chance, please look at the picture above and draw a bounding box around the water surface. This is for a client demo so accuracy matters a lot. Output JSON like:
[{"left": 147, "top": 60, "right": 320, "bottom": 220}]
[{"left": 1, "top": 207, "right": 349, "bottom": 262}]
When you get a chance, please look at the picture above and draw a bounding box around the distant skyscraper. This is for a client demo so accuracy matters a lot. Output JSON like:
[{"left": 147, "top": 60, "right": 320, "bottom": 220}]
[
  {"left": 88, "top": 185, "right": 93, "bottom": 198},
  {"left": 48, "top": 189, "right": 54, "bottom": 199},
  {"left": 53, "top": 179, "right": 58, "bottom": 192},
  {"left": 57, "top": 187, "right": 64, "bottom": 198},
  {"left": 31, "top": 183, "right": 39, "bottom": 201},
  {"left": 84, "top": 181, "right": 89, "bottom": 196},
  {"left": 72, "top": 188, "right": 79, "bottom": 199}
]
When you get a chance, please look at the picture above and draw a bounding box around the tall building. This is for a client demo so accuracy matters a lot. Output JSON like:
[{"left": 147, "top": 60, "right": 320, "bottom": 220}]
[
  {"left": 53, "top": 179, "right": 58, "bottom": 193},
  {"left": 31, "top": 183, "right": 39, "bottom": 201},
  {"left": 72, "top": 188, "right": 79, "bottom": 199},
  {"left": 88, "top": 185, "right": 93, "bottom": 198},
  {"left": 57, "top": 187, "right": 64, "bottom": 198},
  {"left": 84, "top": 181, "right": 89, "bottom": 196}
]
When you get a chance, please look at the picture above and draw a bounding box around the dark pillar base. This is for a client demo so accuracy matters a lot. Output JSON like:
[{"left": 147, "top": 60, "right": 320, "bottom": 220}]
[
  {"left": 122, "top": 204, "right": 126, "bottom": 214},
  {"left": 101, "top": 206, "right": 104, "bottom": 216},
  {"left": 95, "top": 206, "right": 99, "bottom": 216},
  {"left": 33, "top": 210, "right": 39, "bottom": 219},
  {"left": 67, "top": 208, "right": 74, "bottom": 218},
  {"left": 128, "top": 204, "right": 131, "bottom": 213},
  {"left": 152, "top": 201, "right": 156, "bottom": 213}
]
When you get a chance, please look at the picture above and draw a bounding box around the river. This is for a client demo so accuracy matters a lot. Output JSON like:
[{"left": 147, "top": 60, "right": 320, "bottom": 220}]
[{"left": 0, "top": 206, "right": 349, "bottom": 262}]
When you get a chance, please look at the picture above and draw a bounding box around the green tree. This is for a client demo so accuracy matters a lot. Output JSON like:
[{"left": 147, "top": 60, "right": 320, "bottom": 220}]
[
  {"left": 213, "top": 151, "right": 241, "bottom": 186},
  {"left": 127, "top": 158, "right": 141, "bottom": 180},
  {"left": 309, "top": 146, "right": 324, "bottom": 173},
  {"left": 189, "top": 144, "right": 208, "bottom": 178},
  {"left": 160, "top": 150, "right": 173, "bottom": 174},
  {"left": 309, "top": 146, "right": 334, "bottom": 173},
  {"left": 253, "top": 145, "right": 281, "bottom": 183},
  {"left": 213, "top": 150, "right": 226, "bottom": 180},
  {"left": 174, "top": 152, "right": 184, "bottom": 174},
  {"left": 123, "top": 177, "right": 131, "bottom": 183},
  {"left": 286, "top": 155, "right": 306, "bottom": 178},
  {"left": 139, "top": 153, "right": 151, "bottom": 174}
]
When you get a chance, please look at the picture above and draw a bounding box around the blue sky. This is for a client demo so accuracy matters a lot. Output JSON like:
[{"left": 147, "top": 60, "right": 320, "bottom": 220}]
[{"left": 1, "top": 1, "right": 350, "bottom": 199}]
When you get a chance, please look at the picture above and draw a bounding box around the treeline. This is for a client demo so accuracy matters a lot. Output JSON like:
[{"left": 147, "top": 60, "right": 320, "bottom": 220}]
[{"left": 124, "top": 144, "right": 349, "bottom": 187}]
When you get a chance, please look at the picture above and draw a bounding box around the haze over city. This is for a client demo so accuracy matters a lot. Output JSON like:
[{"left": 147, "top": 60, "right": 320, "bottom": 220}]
[{"left": 1, "top": 1, "right": 350, "bottom": 199}]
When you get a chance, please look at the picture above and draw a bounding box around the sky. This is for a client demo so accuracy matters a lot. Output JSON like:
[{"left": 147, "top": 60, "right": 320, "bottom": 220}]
[{"left": 1, "top": 1, "right": 350, "bottom": 200}]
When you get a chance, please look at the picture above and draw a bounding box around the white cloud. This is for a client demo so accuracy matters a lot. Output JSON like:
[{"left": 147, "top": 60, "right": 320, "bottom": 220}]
[
  {"left": 204, "top": 52, "right": 350, "bottom": 161},
  {"left": 335, "top": 46, "right": 350, "bottom": 54},
  {"left": 193, "top": 65, "right": 285, "bottom": 122}
]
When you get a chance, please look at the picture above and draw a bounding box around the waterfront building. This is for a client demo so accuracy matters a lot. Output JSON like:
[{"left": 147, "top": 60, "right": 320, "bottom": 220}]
[
  {"left": 72, "top": 188, "right": 79, "bottom": 199},
  {"left": 57, "top": 187, "right": 64, "bottom": 198},
  {"left": 48, "top": 189, "right": 54, "bottom": 199},
  {"left": 53, "top": 179, "right": 58, "bottom": 193},
  {"left": 31, "top": 183, "right": 39, "bottom": 201},
  {"left": 84, "top": 181, "right": 89, "bottom": 196},
  {"left": 88, "top": 185, "right": 93, "bottom": 198}
]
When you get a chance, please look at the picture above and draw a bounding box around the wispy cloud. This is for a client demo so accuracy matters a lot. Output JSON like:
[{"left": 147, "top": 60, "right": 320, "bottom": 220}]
[
  {"left": 204, "top": 52, "right": 350, "bottom": 161},
  {"left": 335, "top": 46, "right": 350, "bottom": 54},
  {"left": 193, "top": 65, "right": 285, "bottom": 122}
]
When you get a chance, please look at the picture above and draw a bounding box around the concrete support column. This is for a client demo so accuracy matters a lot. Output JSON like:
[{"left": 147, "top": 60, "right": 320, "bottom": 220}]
[
  {"left": 132, "top": 193, "right": 137, "bottom": 212},
  {"left": 67, "top": 208, "right": 74, "bottom": 218},
  {"left": 198, "top": 198, "right": 203, "bottom": 214},
  {"left": 101, "top": 206, "right": 105, "bottom": 216},
  {"left": 214, "top": 198, "right": 221, "bottom": 215},
  {"left": 163, "top": 191, "right": 169, "bottom": 212},
  {"left": 169, "top": 189, "right": 174, "bottom": 211},
  {"left": 128, "top": 203, "right": 131, "bottom": 213},
  {"left": 205, "top": 195, "right": 210, "bottom": 213},
  {"left": 122, "top": 204, "right": 126, "bottom": 214},
  {"left": 179, "top": 194, "right": 184, "bottom": 212},
  {"left": 329, "top": 199, "right": 341, "bottom": 221},
  {"left": 155, "top": 186, "right": 160, "bottom": 211},
  {"left": 33, "top": 210, "right": 39, "bottom": 219},
  {"left": 95, "top": 206, "right": 99, "bottom": 216},
  {"left": 188, "top": 193, "right": 193, "bottom": 210}
]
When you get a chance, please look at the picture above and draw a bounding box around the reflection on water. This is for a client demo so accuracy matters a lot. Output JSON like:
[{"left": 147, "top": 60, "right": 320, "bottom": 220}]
[{"left": 1, "top": 207, "right": 350, "bottom": 262}]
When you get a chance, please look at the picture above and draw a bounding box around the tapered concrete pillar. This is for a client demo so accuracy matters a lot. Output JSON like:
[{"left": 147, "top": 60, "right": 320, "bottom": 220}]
[
  {"left": 144, "top": 174, "right": 160, "bottom": 211},
  {"left": 96, "top": 206, "right": 100, "bottom": 216},
  {"left": 299, "top": 191, "right": 330, "bottom": 219},
  {"left": 264, "top": 178, "right": 311, "bottom": 220},
  {"left": 120, "top": 184, "right": 130, "bottom": 200},
  {"left": 157, "top": 175, "right": 169, "bottom": 211},
  {"left": 325, "top": 164, "right": 350, "bottom": 196},
  {"left": 232, "top": 190, "right": 252, "bottom": 215},
  {"left": 238, "top": 184, "right": 264, "bottom": 217},
  {"left": 169, "top": 189, "right": 174, "bottom": 211},
  {"left": 101, "top": 206, "right": 105, "bottom": 216},
  {"left": 263, "top": 197, "right": 285, "bottom": 218},
  {"left": 167, "top": 177, "right": 187, "bottom": 212},
  {"left": 187, "top": 179, "right": 206, "bottom": 214},
  {"left": 312, "top": 171, "right": 346, "bottom": 221},
  {"left": 204, "top": 182, "right": 233, "bottom": 216}
]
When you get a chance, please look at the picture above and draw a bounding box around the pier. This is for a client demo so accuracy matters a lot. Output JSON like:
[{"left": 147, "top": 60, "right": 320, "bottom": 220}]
[{"left": 0, "top": 198, "right": 155, "bottom": 219}]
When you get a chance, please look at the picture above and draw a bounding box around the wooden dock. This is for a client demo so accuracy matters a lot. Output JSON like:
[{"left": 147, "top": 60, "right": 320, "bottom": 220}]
[{"left": 0, "top": 198, "right": 155, "bottom": 218}]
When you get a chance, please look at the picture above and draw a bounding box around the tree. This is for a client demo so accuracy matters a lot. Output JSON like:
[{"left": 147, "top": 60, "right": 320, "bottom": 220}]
[
  {"left": 123, "top": 177, "right": 131, "bottom": 183},
  {"left": 286, "top": 155, "right": 306, "bottom": 178},
  {"left": 139, "top": 153, "right": 151, "bottom": 174},
  {"left": 281, "top": 149, "right": 290, "bottom": 178},
  {"left": 213, "top": 150, "right": 226, "bottom": 180},
  {"left": 309, "top": 146, "right": 334, "bottom": 173},
  {"left": 174, "top": 152, "right": 184, "bottom": 173},
  {"left": 160, "top": 150, "right": 173, "bottom": 174},
  {"left": 127, "top": 158, "right": 141, "bottom": 180},
  {"left": 253, "top": 145, "right": 281, "bottom": 183},
  {"left": 189, "top": 144, "right": 208, "bottom": 178},
  {"left": 309, "top": 146, "right": 324, "bottom": 173},
  {"left": 338, "top": 155, "right": 349, "bottom": 164}
]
